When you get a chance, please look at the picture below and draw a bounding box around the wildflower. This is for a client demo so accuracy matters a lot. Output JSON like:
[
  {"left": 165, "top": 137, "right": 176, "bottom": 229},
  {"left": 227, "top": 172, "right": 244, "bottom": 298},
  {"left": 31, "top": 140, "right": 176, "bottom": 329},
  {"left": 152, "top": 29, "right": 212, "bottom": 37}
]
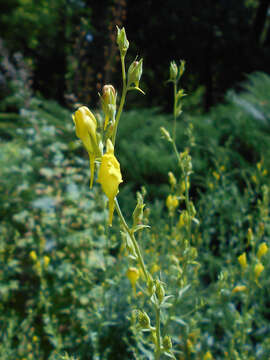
[
  {"left": 126, "top": 267, "right": 140, "bottom": 295},
  {"left": 72, "top": 106, "right": 99, "bottom": 188},
  {"left": 232, "top": 285, "right": 247, "bottom": 293},
  {"left": 203, "top": 351, "right": 213, "bottom": 360},
  {"left": 43, "top": 256, "right": 50, "bottom": 268},
  {"left": 151, "top": 264, "right": 160, "bottom": 274},
  {"left": 254, "top": 262, "right": 264, "bottom": 283},
  {"left": 97, "top": 139, "right": 123, "bottom": 225},
  {"left": 30, "top": 251, "right": 37, "bottom": 262},
  {"left": 168, "top": 171, "right": 177, "bottom": 189},
  {"left": 257, "top": 242, "right": 268, "bottom": 260},
  {"left": 166, "top": 194, "right": 179, "bottom": 215},
  {"left": 238, "top": 252, "right": 247, "bottom": 270},
  {"left": 136, "top": 310, "right": 151, "bottom": 329}
]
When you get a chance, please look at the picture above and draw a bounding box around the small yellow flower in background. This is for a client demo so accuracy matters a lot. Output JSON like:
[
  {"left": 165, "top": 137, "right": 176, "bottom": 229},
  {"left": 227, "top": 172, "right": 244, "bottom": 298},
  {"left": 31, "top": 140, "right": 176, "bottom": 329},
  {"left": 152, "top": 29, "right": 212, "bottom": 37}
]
[
  {"left": 232, "top": 285, "right": 247, "bottom": 293},
  {"left": 257, "top": 242, "right": 268, "bottom": 260},
  {"left": 126, "top": 267, "right": 140, "bottom": 295},
  {"left": 177, "top": 211, "right": 189, "bottom": 228},
  {"left": 213, "top": 171, "right": 220, "bottom": 181},
  {"left": 98, "top": 139, "right": 123, "bottom": 225},
  {"left": 208, "top": 182, "right": 214, "bottom": 190},
  {"left": 238, "top": 252, "right": 247, "bottom": 270},
  {"left": 32, "top": 335, "right": 38, "bottom": 343},
  {"left": 251, "top": 175, "right": 257, "bottom": 184},
  {"left": 247, "top": 228, "right": 253, "bottom": 246},
  {"left": 150, "top": 264, "right": 160, "bottom": 274},
  {"left": 73, "top": 106, "right": 99, "bottom": 188},
  {"left": 203, "top": 351, "right": 213, "bottom": 360},
  {"left": 168, "top": 171, "right": 177, "bottom": 189},
  {"left": 43, "top": 256, "right": 50, "bottom": 268},
  {"left": 219, "top": 165, "right": 225, "bottom": 172},
  {"left": 254, "top": 262, "right": 264, "bottom": 283},
  {"left": 166, "top": 194, "right": 179, "bottom": 215},
  {"left": 30, "top": 251, "right": 37, "bottom": 262}
]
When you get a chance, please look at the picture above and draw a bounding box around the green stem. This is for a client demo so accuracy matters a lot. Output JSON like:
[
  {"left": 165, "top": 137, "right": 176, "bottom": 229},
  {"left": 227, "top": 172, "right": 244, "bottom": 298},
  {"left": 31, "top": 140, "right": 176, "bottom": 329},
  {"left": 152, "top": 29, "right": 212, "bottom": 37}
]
[
  {"left": 112, "top": 55, "right": 127, "bottom": 146},
  {"left": 114, "top": 198, "right": 148, "bottom": 281},
  {"left": 173, "top": 81, "right": 177, "bottom": 142},
  {"left": 155, "top": 305, "right": 162, "bottom": 360},
  {"left": 184, "top": 174, "right": 192, "bottom": 238}
]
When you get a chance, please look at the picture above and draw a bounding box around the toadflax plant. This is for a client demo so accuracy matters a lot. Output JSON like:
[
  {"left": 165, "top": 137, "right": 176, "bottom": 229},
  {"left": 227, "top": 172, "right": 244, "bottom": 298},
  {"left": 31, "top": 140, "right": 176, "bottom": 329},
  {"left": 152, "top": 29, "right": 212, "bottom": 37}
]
[{"left": 71, "top": 26, "right": 198, "bottom": 359}]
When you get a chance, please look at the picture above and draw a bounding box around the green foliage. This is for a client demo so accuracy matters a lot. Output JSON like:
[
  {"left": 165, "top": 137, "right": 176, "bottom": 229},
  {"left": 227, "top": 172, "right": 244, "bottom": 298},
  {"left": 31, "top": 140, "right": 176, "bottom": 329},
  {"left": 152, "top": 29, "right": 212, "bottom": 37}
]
[{"left": 1, "top": 71, "right": 270, "bottom": 359}]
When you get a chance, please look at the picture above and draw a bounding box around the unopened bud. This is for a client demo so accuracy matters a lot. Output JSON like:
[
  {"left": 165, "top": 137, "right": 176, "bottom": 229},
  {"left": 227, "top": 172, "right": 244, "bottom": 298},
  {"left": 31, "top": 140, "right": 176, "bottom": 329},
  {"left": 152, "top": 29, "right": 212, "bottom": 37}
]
[
  {"left": 238, "top": 252, "right": 247, "bottom": 270},
  {"left": 163, "top": 335, "right": 172, "bottom": 350},
  {"left": 137, "top": 310, "right": 151, "bottom": 329},
  {"left": 127, "top": 59, "right": 143, "bottom": 88},
  {"left": 169, "top": 61, "right": 178, "bottom": 81},
  {"left": 101, "top": 85, "right": 117, "bottom": 129},
  {"left": 116, "top": 26, "right": 129, "bottom": 56},
  {"left": 155, "top": 280, "right": 165, "bottom": 304},
  {"left": 160, "top": 127, "right": 172, "bottom": 142}
]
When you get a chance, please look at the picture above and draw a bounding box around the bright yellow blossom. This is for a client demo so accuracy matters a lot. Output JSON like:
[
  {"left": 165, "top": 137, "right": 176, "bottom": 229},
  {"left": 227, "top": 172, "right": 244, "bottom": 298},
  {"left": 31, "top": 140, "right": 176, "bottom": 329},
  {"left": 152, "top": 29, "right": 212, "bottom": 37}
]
[
  {"left": 98, "top": 139, "right": 123, "bottom": 225},
  {"left": 232, "top": 285, "right": 247, "bottom": 293},
  {"left": 166, "top": 194, "right": 179, "bottom": 214},
  {"left": 73, "top": 106, "right": 99, "bottom": 188},
  {"left": 238, "top": 252, "right": 247, "bottom": 270},
  {"left": 203, "top": 351, "right": 213, "bottom": 360},
  {"left": 257, "top": 242, "right": 268, "bottom": 260},
  {"left": 254, "top": 262, "right": 264, "bottom": 283},
  {"left": 126, "top": 267, "right": 140, "bottom": 295}
]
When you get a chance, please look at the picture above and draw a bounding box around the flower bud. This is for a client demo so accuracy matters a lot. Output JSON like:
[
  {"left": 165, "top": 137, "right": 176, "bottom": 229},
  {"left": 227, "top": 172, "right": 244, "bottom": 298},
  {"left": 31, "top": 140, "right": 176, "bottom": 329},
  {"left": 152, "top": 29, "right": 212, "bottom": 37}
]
[
  {"left": 163, "top": 335, "right": 172, "bottom": 350},
  {"left": 155, "top": 280, "right": 165, "bottom": 304},
  {"left": 247, "top": 228, "right": 253, "bottom": 246},
  {"left": 136, "top": 310, "right": 151, "bottom": 329},
  {"left": 160, "top": 127, "right": 172, "bottom": 142},
  {"left": 169, "top": 61, "right": 178, "bottom": 81},
  {"left": 168, "top": 171, "right": 177, "bottom": 189},
  {"left": 97, "top": 139, "right": 123, "bottom": 225},
  {"left": 101, "top": 85, "right": 117, "bottom": 130},
  {"left": 132, "top": 192, "right": 145, "bottom": 226},
  {"left": 116, "top": 26, "right": 129, "bottom": 56},
  {"left": 127, "top": 59, "right": 143, "bottom": 88}
]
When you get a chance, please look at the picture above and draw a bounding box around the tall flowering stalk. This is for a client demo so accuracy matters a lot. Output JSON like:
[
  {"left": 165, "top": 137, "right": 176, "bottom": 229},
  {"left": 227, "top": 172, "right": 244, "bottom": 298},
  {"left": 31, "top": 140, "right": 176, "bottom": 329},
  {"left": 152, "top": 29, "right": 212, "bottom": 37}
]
[{"left": 72, "top": 27, "right": 175, "bottom": 359}]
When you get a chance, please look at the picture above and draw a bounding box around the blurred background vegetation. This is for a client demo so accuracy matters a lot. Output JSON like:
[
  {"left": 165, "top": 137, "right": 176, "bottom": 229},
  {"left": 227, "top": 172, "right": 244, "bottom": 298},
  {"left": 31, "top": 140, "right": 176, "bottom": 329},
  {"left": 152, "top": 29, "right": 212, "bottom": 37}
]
[{"left": 1, "top": 0, "right": 270, "bottom": 359}]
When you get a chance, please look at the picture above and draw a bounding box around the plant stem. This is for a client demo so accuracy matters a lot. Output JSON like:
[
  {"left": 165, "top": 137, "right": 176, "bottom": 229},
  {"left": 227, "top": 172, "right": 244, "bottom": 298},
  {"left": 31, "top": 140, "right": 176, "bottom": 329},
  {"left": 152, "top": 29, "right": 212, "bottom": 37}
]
[
  {"left": 155, "top": 305, "right": 161, "bottom": 360},
  {"left": 173, "top": 81, "right": 177, "bottom": 142},
  {"left": 112, "top": 55, "right": 127, "bottom": 146},
  {"left": 114, "top": 198, "right": 148, "bottom": 280}
]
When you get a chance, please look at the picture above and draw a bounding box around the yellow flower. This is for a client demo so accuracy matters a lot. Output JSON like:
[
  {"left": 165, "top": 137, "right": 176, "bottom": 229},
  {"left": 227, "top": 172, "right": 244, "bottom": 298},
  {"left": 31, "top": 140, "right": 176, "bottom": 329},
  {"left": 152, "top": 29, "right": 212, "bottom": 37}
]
[
  {"left": 168, "top": 171, "right": 176, "bottom": 189},
  {"left": 254, "top": 262, "right": 264, "bottom": 282},
  {"left": 30, "top": 251, "right": 37, "bottom": 262},
  {"left": 43, "top": 256, "right": 50, "bottom": 268},
  {"left": 238, "top": 252, "right": 247, "bottom": 270},
  {"left": 97, "top": 139, "right": 123, "bottom": 225},
  {"left": 203, "top": 351, "right": 213, "bottom": 360},
  {"left": 73, "top": 106, "right": 99, "bottom": 188},
  {"left": 232, "top": 285, "right": 247, "bottom": 293},
  {"left": 166, "top": 194, "right": 179, "bottom": 214},
  {"left": 126, "top": 267, "right": 140, "bottom": 295},
  {"left": 257, "top": 243, "right": 268, "bottom": 260}
]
